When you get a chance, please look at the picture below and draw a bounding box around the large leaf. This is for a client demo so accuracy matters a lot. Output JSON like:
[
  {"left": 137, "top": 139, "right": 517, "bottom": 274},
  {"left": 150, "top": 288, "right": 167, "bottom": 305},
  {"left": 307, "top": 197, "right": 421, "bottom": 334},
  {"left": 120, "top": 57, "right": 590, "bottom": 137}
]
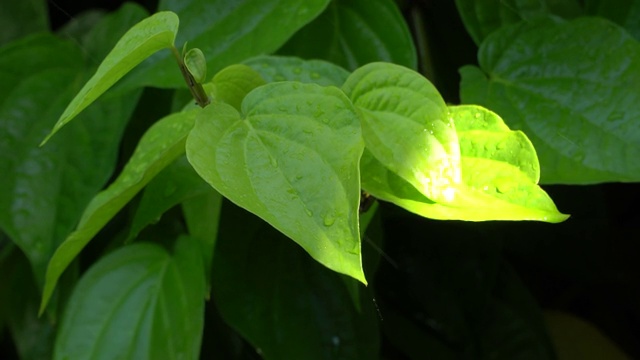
[
  {"left": 186, "top": 82, "right": 366, "bottom": 283},
  {"left": 279, "top": 0, "right": 416, "bottom": 70},
  {"left": 212, "top": 201, "right": 379, "bottom": 359},
  {"left": 460, "top": 17, "right": 640, "bottom": 184},
  {"left": 0, "top": 0, "right": 48, "bottom": 46},
  {"left": 343, "top": 62, "right": 461, "bottom": 205},
  {"left": 40, "top": 109, "right": 200, "bottom": 314},
  {"left": 245, "top": 55, "right": 350, "bottom": 86},
  {"left": 0, "top": 33, "right": 141, "bottom": 286},
  {"left": 117, "top": 0, "right": 330, "bottom": 89},
  {"left": 454, "top": 0, "right": 583, "bottom": 45},
  {"left": 41, "top": 11, "right": 179, "bottom": 144},
  {"left": 360, "top": 105, "right": 567, "bottom": 222},
  {"left": 54, "top": 237, "right": 205, "bottom": 360}
]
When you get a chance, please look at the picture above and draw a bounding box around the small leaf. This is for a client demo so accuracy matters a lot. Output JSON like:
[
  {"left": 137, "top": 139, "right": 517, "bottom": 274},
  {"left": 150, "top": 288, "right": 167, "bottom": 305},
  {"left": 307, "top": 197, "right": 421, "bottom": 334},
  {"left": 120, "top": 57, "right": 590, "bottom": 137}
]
[
  {"left": 186, "top": 82, "right": 366, "bottom": 283},
  {"left": 210, "top": 64, "right": 266, "bottom": 111},
  {"left": 279, "top": 0, "right": 417, "bottom": 70},
  {"left": 343, "top": 62, "right": 461, "bottom": 205},
  {"left": 244, "top": 55, "right": 350, "bottom": 86},
  {"left": 460, "top": 17, "right": 640, "bottom": 184},
  {"left": 41, "top": 11, "right": 179, "bottom": 144},
  {"left": 184, "top": 47, "right": 207, "bottom": 83},
  {"left": 40, "top": 109, "right": 199, "bottom": 314},
  {"left": 54, "top": 237, "right": 205, "bottom": 360},
  {"left": 360, "top": 105, "right": 568, "bottom": 222}
]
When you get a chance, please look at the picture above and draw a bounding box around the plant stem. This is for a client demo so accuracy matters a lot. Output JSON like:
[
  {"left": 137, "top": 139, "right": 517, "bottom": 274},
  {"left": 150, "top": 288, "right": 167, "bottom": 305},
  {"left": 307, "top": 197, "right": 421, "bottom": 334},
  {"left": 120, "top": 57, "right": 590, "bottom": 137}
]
[{"left": 171, "top": 46, "right": 210, "bottom": 108}]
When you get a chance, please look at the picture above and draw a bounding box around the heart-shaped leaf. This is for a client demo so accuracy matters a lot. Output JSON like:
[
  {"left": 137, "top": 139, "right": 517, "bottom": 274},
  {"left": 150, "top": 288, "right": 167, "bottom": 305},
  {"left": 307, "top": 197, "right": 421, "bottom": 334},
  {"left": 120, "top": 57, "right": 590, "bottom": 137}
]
[
  {"left": 244, "top": 55, "right": 350, "bottom": 86},
  {"left": 360, "top": 105, "right": 568, "bottom": 222},
  {"left": 460, "top": 17, "right": 640, "bottom": 184},
  {"left": 343, "top": 62, "right": 461, "bottom": 205},
  {"left": 186, "top": 81, "right": 366, "bottom": 283}
]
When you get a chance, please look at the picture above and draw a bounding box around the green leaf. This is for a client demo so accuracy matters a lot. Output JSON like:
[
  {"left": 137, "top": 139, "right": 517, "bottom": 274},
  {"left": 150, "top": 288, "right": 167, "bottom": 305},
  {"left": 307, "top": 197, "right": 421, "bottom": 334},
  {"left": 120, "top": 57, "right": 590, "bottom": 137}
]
[
  {"left": 184, "top": 47, "right": 207, "bottom": 83},
  {"left": 454, "top": 0, "right": 583, "bottom": 45},
  {"left": 279, "top": 0, "right": 417, "bottom": 70},
  {"left": 0, "top": 34, "right": 141, "bottom": 286},
  {"left": 186, "top": 82, "right": 366, "bottom": 283},
  {"left": 244, "top": 55, "right": 350, "bottom": 86},
  {"left": 212, "top": 202, "right": 379, "bottom": 359},
  {"left": 118, "top": 0, "right": 330, "bottom": 89},
  {"left": 128, "top": 156, "right": 213, "bottom": 241},
  {"left": 54, "top": 237, "right": 205, "bottom": 360},
  {"left": 0, "top": 0, "right": 48, "bottom": 46},
  {"left": 360, "top": 105, "right": 568, "bottom": 222},
  {"left": 40, "top": 109, "right": 199, "bottom": 314},
  {"left": 41, "top": 11, "right": 179, "bottom": 144},
  {"left": 210, "top": 64, "right": 266, "bottom": 111},
  {"left": 343, "top": 62, "right": 461, "bottom": 205},
  {"left": 460, "top": 17, "right": 640, "bottom": 184}
]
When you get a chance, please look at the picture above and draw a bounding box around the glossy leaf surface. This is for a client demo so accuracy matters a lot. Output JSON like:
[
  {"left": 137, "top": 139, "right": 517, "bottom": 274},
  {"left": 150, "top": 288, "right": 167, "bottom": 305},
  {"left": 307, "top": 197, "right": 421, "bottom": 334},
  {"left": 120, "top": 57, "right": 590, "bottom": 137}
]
[
  {"left": 343, "top": 62, "right": 461, "bottom": 205},
  {"left": 41, "top": 11, "right": 179, "bottom": 144},
  {"left": 245, "top": 55, "right": 350, "bottom": 86},
  {"left": 210, "top": 64, "right": 266, "bottom": 111},
  {"left": 0, "top": 27, "right": 142, "bottom": 286},
  {"left": 40, "top": 110, "right": 199, "bottom": 313},
  {"left": 55, "top": 237, "right": 205, "bottom": 360},
  {"left": 186, "top": 82, "right": 366, "bottom": 283},
  {"left": 360, "top": 106, "right": 567, "bottom": 222},
  {"left": 279, "top": 0, "right": 416, "bottom": 70},
  {"left": 212, "top": 202, "right": 379, "bottom": 359},
  {"left": 460, "top": 17, "right": 640, "bottom": 184},
  {"left": 118, "top": 0, "right": 330, "bottom": 89}
]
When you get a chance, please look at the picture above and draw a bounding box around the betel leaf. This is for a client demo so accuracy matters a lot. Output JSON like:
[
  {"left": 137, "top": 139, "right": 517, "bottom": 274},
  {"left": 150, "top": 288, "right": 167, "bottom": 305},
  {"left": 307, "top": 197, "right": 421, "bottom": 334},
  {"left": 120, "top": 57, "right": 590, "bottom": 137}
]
[
  {"left": 186, "top": 82, "right": 366, "bottom": 283},
  {"left": 460, "top": 17, "right": 640, "bottom": 184},
  {"left": 41, "top": 11, "right": 179, "bottom": 144},
  {"left": 245, "top": 55, "right": 350, "bottom": 86},
  {"left": 0, "top": 33, "right": 141, "bottom": 287},
  {"left": 360, "top": 106, "right": 567, "bottom": 222},
  {"left": 210, "top": 64, "right": 266, "bottom": 111},
  {"left": 343, "top": 62, "right": 461, "bottom": 205},
  {"left": 128, "top": 156, "right": 213, "bottom": 241},
  {"left": 212, "top": 201, "right": 379, "bottom": 359},
  {"left": 54, "top": 237, "right": 205, "bottom": 360},
  {"left": 40, "top": 109, "right": 200, "bottom": 314},
  {"left": 279, "top": 0, "right": 416, "bottom": 70},
  {"left": 454, "top": 0, "right": 583, "bottom": 45},
  {"left": 117, "top": 0, "right": 330, "bottom": 89}
]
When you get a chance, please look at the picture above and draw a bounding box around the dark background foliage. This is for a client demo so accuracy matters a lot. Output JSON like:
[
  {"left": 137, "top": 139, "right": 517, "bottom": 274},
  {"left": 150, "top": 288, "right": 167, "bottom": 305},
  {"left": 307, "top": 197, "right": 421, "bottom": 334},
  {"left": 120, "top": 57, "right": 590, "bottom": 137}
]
[{"left": 2, "top": 0, "right": 639, "bottom": 358}]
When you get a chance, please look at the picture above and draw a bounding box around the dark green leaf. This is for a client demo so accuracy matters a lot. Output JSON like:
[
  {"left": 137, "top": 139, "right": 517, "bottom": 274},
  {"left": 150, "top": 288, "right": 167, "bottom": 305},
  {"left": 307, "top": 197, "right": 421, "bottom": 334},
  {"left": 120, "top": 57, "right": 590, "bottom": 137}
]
[
  {"left": 0, "top": 34, "right": 140, "bottom": 287},
  {"left": 129, "top": 156, "right": 213, "bottom": 241},
  {"left": 454, "top": 0, "right": 583, "bottom": 45},
  {"left": 244, "top": 55, "right": 350, "bottom": 86},
  {"left": 343, "top": 62, "right": 461, "bottom": 205},
  {"left": 0, "top": 0, "right": 48, "bottom": 46},
  {"left": 460, "top": 17, "right": 640, "bottom": 184},
  {"left": 186, "top": 82, "right": 366, "bottom": 283},
  {"left": 40, "top": 109, "right": 199, "bottom": 314},
  {"left": 54, "top": 237, "right": 205, "bottom": 360},
  {"left": 41, "top": 11, "right": 179, "bottom": 144},
  {"left": 585, "top": 0, "right": 640, "bottom": 40},
  {"left": 118, "top": 0, "right": 330, "bottom": 89},
  {"left": 279, "top": 0, "right": 416, "bottom": 70},
  {"left": 212, "top": 202, "right": 379, "bottom": 359}
]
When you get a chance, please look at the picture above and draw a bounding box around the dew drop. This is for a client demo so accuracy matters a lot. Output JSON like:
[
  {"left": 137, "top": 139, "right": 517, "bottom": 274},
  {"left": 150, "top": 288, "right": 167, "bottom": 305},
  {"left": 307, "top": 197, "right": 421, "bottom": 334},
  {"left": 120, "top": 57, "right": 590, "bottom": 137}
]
[
  {"left": 305, "top": 208, "right": 314, "bottom": 217},
  {"left": 323, "top": 213, "right": 336, "bottom": 226}
]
